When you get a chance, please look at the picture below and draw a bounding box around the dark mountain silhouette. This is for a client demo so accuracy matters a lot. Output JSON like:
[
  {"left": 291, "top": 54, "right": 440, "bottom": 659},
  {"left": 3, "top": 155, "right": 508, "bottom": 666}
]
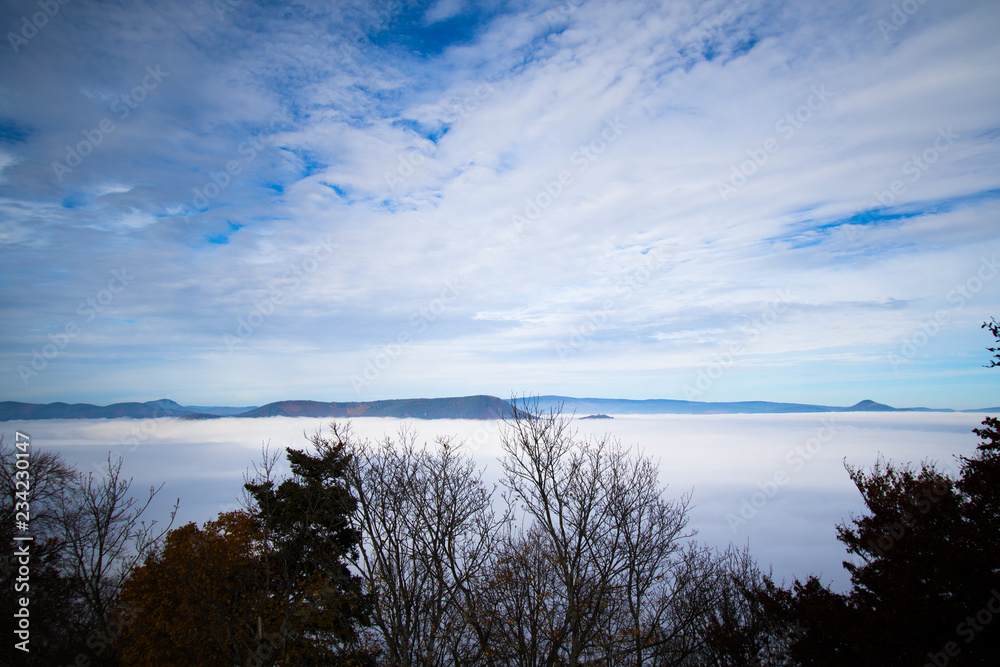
[
  {"left": 2, "top": 395, "right": 997, "bottom": 422},
  {"left": 0, "top": 399, "right": 201, "bottom": 421},
  {"left": 536, "top": 396, "right": 831, "bottom": 415},
  {"left": 238, "top": 395, "right": 511, "bottom": 420},
  {"left": 533, "top": 396, "right": 993, "bottom": 415},
  {"left": 0, "top": 395, "right": 510, "bottom": 421},
  {"left": 848, "top": 399, "right": 895, "bottom": 411}
]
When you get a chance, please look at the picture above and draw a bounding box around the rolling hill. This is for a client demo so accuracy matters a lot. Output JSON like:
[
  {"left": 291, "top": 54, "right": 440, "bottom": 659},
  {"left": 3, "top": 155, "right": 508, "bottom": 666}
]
[{"left": 2, "top": 395, "right": 997, "bottom": 421}]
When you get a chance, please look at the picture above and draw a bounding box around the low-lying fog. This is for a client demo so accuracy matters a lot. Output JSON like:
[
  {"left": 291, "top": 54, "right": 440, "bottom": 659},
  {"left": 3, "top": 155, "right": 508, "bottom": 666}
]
[{"left": 3, "top": 412, "right": 986, "bottom": 592}]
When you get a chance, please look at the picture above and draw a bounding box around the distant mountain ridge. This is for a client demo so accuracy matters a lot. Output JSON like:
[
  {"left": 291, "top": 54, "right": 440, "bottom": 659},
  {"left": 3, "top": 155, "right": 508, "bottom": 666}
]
[
  {"left": 537, "top": 396, "right": 998, "bottom": 415},
  {"left": 0, "top": 399, "right": 202, "bottom": 421},
  {"left": 1, "top": 395, "right": 997, "bottom": 421},
  {"left": 535, "top": 396, "right": 942, "bottom": 415},
  {"left": 0, "top": 395, "right": 510, "bottom": 421},
  {"left": 239, "top": 396, "right": 510, "bottom": 420}
]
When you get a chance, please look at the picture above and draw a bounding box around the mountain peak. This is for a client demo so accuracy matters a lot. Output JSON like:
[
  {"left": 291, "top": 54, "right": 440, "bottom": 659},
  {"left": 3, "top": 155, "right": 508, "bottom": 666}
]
[
  {"left": 849, "top": 399, "right": 895, "bottom": 411},
  {"left": 146, "top": 398, "right": 183, "bottom": 409}
]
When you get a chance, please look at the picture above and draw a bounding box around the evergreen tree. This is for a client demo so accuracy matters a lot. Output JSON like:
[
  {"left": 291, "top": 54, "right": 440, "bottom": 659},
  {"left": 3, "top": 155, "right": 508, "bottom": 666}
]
[
  {"left": 762, "top": 321, "right": 1000, "bottom": 665},
  {"left": 242, "top": 438, "right": 375, "bottom": 665},
  {"left": 120, "top": 439, "right": 375, "bottom": 666}
]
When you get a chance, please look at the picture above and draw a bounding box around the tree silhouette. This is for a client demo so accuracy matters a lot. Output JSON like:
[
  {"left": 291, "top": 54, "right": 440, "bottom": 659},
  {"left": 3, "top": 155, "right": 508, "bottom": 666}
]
[
  {"left": 121, "top": 440, "right": 376, "bottom": 665},
  {"left": 496, "top": 398, "right": 733, "bottom": 665},
  {"left": 983, "top": 317, "right": 1000, "bottom": 368},
  {"left": 242, "top": 439, "right": 376, "bottom": 665},
  {"left": 760, "top": 320, "right": 1000, "bottom": 664},
  {"left": 0, "top": 442, "right": 83, "bottom": 665},
  {"left": 0, "top": 445, "right": 174, "bottom": 667},
  {"left": 339, "top": 423, "right": 506, "bottom": 666}
]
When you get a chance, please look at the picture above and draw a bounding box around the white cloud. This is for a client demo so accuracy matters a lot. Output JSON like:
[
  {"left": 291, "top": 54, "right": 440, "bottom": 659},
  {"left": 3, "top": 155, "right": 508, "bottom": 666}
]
[
  {"left": 0, "top": 0, "right": 998, "bottom": 408},
  {"left": 423, "top": 0, "right": 465, "bottom": 25},
  {"left": 0, "top": 152, "right": 16, "bottom": 181},
  {"left": 5, "top": 411, "right": 984, "bottom": 592}
]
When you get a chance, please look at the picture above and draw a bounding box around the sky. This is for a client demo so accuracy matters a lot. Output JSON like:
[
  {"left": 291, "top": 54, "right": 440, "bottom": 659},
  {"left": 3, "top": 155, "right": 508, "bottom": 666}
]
[{"left": 2, "top": 0, "right": 1000, "bottom": 409}]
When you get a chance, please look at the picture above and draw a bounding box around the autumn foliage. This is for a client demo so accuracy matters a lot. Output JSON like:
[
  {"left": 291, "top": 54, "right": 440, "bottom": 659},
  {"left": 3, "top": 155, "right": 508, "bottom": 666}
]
[
  {"left": 117, "top": 512, "right": 265, "bottom": 665},
  {"left": 118, "top": 440, "right": 375, "bottom": 666}
]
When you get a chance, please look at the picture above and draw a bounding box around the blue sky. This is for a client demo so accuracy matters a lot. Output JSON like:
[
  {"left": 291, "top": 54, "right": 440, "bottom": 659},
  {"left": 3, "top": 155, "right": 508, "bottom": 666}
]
[{"left": 1, "top": 0, "right": 999, "bottom": 409}]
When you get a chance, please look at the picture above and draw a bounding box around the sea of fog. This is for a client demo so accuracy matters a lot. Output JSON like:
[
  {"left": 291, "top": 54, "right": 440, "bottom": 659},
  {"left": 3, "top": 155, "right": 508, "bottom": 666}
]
[{"left": 2, "top": 412, "right": 987, "bottom": 592}]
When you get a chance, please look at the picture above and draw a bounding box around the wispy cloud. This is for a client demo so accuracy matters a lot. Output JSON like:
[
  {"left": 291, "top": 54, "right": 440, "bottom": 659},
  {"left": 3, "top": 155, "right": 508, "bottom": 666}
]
[{"left": 1, "top": 0, "right": 998, "bottom": 408}]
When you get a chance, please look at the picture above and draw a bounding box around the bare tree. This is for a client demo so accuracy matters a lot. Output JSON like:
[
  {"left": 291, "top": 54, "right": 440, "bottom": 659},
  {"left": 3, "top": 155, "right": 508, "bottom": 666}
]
[
  {"left": 340, "top": 422, "right": 506, "bottom": 666},
  {"left": 475, "top": 525, "right": 568, "bottom": 667},
  {"left": 497, "top": 399, "right": 728, "bottom": 666},
  {"left": 693, "top": 545, "right": 793, "bottom": 666},
  {"left": 262, "top": 405, "right": 776, "bottom": 667},
  {"left": 0, "top": 439, "right": 176, "bottom": 665},
  {"left": 58, "top": 454, "right": 177, "bottom": 664},
  {"left": 0, "top": 437, "right": 75, "bottom": 538},
  {"left": 1, "top": 437, "right": 83, "bottom": 664},
  {"left": 602, "top": 463, "right": 703, "bottom": 666}
]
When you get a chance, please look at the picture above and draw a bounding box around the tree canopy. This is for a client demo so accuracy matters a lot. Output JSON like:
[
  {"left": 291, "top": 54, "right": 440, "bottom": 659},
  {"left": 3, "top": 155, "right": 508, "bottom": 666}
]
[
  {"left": 118, "top": 440, "right": 375, "bottom": 666},
  {"left": 754, "top": 322, "right": 1000, "bottom": 665}
]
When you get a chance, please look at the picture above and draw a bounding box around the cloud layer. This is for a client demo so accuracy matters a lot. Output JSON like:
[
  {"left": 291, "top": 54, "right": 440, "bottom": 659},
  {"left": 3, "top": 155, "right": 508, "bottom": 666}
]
[
  {"left": 5, "top": 411, "right": 985, "bottom": 592},
  {"left": 1, "top": 0, "right": 999, "bottom": 407}
]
